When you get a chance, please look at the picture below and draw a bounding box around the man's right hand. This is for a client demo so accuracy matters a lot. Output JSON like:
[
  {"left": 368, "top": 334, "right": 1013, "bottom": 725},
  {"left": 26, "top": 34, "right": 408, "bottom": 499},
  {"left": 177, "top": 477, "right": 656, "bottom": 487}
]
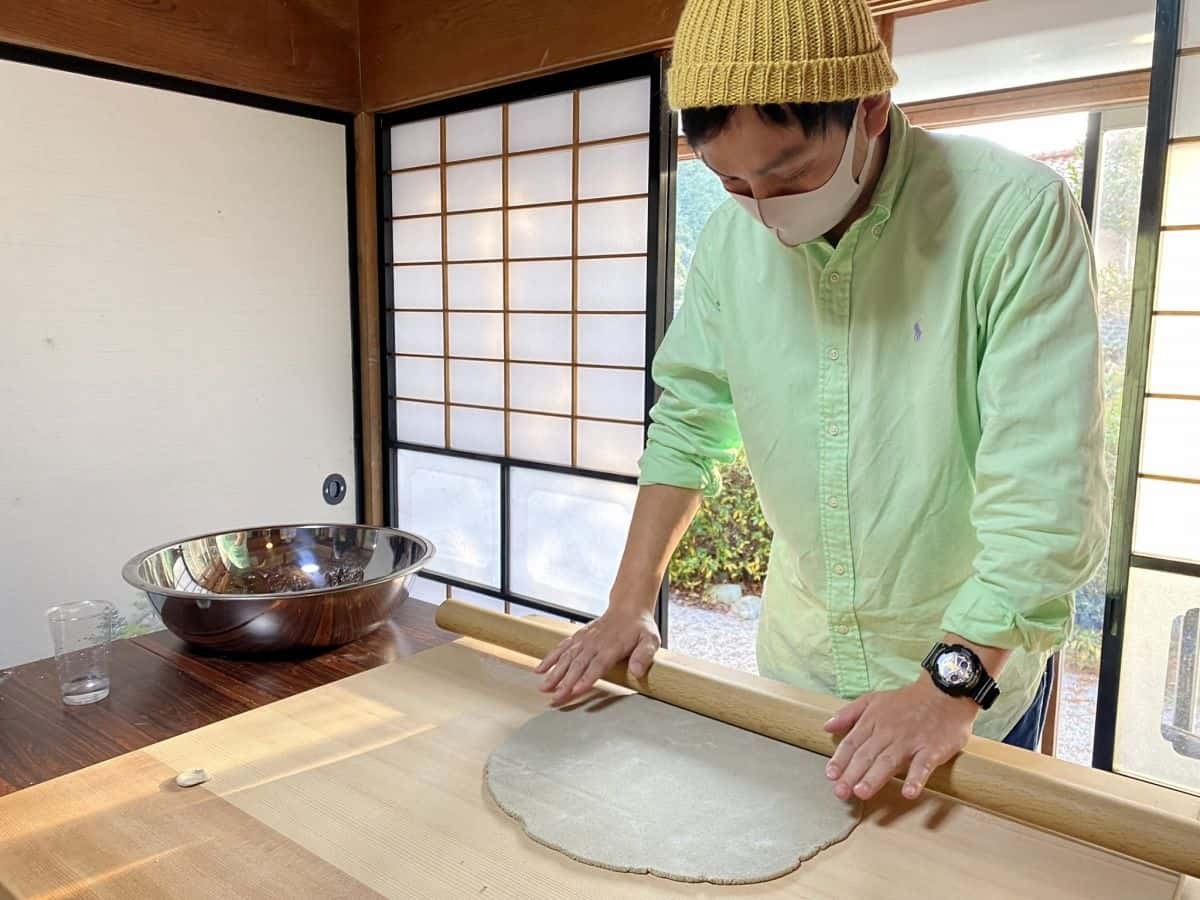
[
  {"left": 534, "top": 605, "right": 660, "bottom": 705},
  {"left": 533, "top": 483, "right": 699, "bottom": 706}
]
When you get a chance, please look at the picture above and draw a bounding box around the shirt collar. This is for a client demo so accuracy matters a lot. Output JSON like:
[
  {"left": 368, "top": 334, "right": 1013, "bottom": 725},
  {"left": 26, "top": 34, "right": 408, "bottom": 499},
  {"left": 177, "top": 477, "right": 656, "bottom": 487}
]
[
  {"left": 865, "top": 104, "right": 916, "bottom": 224},
  {"left": 868, "top": 105, "right": 912, "bottom": 225}
]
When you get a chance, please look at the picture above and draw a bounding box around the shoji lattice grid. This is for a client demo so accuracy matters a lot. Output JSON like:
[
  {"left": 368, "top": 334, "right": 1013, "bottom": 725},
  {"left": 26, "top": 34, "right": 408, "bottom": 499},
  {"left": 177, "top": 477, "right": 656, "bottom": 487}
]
[
  {"left": 380, "top": 62, "right": 666, "bottom": 622},
  {"left": 1112, "top": 0, "right": 1200, "bottom": 796},
  {"left": 386, "top": 78, "right": 652, "bottom": 478}
]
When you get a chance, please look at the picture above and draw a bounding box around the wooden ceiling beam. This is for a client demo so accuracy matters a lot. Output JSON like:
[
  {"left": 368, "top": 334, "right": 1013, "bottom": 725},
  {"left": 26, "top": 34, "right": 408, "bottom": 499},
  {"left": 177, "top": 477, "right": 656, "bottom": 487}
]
[
  {"left": 903, "top": 69, "right": 1152, "bottom": 130},
  {"left": 0, "top": 0, "right": 360, "bottom": 111},
  {"left": 360, "top": 0, "right": 983, "bottom": 113}
]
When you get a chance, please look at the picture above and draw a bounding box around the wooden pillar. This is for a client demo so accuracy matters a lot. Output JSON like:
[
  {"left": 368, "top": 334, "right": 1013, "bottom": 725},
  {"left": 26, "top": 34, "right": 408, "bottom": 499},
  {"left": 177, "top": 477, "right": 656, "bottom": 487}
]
[
  {"left": 876, "top": 14, "right": 896, "bottom": 57},
  {"left": 354, "top": 112, "right": 385, "bottom": 526},
  {"left": 1040, "top": 652, "right": 1061, "bottom": 756}
]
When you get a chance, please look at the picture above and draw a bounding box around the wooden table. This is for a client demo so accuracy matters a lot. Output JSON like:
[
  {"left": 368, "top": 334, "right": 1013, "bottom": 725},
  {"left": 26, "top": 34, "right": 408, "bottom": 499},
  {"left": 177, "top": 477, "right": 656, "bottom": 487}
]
[
  {"left": 4, "top": 605, "right": 1200, "bottom": 898},
  {"left": 0, "top": 600, "right": 454, "bottom": 797},
  {"left": 1, "top": 634, "right": 1195, "bottom": 898}
]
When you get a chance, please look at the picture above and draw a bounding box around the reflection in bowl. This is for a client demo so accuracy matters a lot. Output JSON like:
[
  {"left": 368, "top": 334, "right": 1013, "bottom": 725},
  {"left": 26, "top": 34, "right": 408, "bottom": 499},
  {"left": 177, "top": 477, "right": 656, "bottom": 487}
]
[{"left": 122, "top": 524, "right": 435, "bottom": 654}]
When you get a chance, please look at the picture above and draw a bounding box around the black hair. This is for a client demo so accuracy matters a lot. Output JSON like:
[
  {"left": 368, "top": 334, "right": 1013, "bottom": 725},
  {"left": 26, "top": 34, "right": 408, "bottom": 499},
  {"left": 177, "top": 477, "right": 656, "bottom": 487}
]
[{"left": 681, "top": 101, "right": 858, "bottom": 147}]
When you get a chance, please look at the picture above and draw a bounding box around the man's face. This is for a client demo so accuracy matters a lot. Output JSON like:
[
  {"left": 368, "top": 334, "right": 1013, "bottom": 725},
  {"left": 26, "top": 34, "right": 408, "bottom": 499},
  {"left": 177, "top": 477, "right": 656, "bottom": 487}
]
[{"left": 697, "top": 94, "right": 890, "bottom": 201}]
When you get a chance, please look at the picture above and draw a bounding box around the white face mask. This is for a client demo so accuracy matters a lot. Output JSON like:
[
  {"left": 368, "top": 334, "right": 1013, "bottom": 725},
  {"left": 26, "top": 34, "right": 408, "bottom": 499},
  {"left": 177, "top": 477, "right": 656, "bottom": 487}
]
[{"left": 731, "top": 105, "right": 877, "bottom": 247}]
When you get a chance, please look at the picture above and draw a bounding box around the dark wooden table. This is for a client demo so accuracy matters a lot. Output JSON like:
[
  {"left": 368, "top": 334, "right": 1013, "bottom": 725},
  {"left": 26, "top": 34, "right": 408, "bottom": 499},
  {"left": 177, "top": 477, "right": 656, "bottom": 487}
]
[{"left": 0, "top": 600, "right": 455, "bottom": 797}]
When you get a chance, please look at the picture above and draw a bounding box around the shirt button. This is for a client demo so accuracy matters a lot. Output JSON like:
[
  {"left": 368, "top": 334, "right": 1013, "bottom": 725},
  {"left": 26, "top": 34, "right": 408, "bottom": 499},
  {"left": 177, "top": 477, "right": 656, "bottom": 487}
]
[
  {"left": 827, "top": 496, "right": 839, "bottom": 508},
  {"left": 837, "top": 624, "right": 850, "bottom": 635},
  {"left": 827, "top": 423, "right": 840, "bottom": 436},
  {"left": 827, "top": 348, "right": 840, "bottom": 361},
  {"left": 834, "top": 564, "right": 847, "bottom": 576},
  {"left": 829, "top": 272, "right": 841, "bottom": 283},
  {"left": 873, "top": 224, "right": 884, "bottom": 237}
]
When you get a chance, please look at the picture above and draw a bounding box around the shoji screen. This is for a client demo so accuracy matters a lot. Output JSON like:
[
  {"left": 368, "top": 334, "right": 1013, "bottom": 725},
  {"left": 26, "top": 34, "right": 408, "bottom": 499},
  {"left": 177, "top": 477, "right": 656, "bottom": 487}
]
[
  {"left": 1110, "top": 0, "right": 1200, "bottom": 793},
  {"left": 380, "top": 59, "right": 670, "bottom": 620}
]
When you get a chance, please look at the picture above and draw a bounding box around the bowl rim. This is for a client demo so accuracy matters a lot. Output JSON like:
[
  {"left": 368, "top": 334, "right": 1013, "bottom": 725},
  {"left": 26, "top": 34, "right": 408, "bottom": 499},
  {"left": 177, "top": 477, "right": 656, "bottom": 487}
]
[{"left": 121, "top": 523, "right": 437, "bottom": 602}]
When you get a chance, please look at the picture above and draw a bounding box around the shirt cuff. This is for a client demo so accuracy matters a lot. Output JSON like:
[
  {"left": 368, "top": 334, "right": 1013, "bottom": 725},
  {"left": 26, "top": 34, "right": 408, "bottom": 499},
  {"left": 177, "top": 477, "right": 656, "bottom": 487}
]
[
  {"left": 940, "top": 577, "right": 1072, "bottom": 653},
  {"left": 638, "top": 443, "right": 721, "bottom": 496}
]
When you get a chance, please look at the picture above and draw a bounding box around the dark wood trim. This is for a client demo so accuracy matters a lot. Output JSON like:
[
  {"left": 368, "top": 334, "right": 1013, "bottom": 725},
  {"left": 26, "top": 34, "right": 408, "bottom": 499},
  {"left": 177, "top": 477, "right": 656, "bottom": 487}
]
[
  {"left": 903, "top": 69, "right": 1152, "bottom": 130},
  {"left": 0, "top": 1, "right": 358, "bottom": 110},
  {"left": 355, "top": 113, "right": 386, "bottom": 526},
  {"left": 359, "top": 0, "right": 981, "bottom": 113},
  {"left": 0, "top": 0, "right": 975, "bottom": 115},
  {"left": 0, "top": 40, "right": 352, "bottom": 123},
  {"left": 0, "top": 601, "right": 455, "bottom": 797},
  {"left": 876, "top": 14, "right": 896, "bottom": 57},
  {"left": 1041, "top": 652, "right": 1061, "bottom": 757},
  {"left": 346, "top": 117, "right": 367, "bottom": 524},
  {"left": 1129, "top": 554, "right": 1200, "bottom": 579},
  {"left": 1080, "top": 111, "right": 1103, "bottom": 229}
]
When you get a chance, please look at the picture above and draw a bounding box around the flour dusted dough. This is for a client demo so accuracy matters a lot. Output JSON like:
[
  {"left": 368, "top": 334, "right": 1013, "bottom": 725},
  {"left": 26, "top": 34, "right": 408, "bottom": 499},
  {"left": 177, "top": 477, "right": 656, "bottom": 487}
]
[{"left": 484, "top": 694, "right": 860, "bottom": 885}]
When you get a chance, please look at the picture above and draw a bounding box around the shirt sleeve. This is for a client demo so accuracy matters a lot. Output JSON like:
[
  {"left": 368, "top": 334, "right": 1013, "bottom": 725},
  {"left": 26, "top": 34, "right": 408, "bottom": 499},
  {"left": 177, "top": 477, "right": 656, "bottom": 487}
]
[
  {"left": 638, "top": 228, "right": 741, "bottom": 495},
  {"left": 940, "top": 181, "right": 1110, "bottom": 653}
]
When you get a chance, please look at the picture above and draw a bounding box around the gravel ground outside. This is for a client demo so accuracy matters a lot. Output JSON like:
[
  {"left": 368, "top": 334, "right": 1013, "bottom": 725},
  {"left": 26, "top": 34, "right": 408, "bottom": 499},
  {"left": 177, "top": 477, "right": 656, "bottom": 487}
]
[
  {"left": 667, "top": 595, "right": 1100, "bottom": 763},
  {"left": 1056, "top": 667, "right": 1099, "bottom": 766},
  {"left": 667, "top": 596, "right": 760, "bottom": 675}
]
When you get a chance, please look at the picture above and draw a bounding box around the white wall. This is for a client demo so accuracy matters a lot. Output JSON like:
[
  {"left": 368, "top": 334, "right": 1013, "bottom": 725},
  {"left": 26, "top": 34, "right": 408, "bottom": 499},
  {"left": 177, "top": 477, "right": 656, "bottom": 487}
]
[{"left": 0, "top": 60, "right": 357, "bottom": 667}]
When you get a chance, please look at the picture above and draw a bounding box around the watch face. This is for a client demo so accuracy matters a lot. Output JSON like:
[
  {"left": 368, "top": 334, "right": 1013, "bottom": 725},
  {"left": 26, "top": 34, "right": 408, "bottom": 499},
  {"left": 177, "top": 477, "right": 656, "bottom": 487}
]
[{"left": 936, "top": 648, "right": 977, "bottom": 687}]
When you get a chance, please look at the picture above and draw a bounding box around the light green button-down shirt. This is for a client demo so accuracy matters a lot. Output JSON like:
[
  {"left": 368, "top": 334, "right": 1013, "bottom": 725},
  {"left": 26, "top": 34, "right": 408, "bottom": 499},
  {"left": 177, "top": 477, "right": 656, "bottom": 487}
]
[{"left": 640, "top": 107, "right": 1109, "bottom": 739}]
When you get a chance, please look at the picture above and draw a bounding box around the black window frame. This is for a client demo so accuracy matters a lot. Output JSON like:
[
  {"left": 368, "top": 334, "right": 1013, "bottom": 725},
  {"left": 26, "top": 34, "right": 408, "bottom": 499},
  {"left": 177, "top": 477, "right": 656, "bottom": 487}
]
[
  {"left": 376, "top": 53, "right": 677, "bottom": 633},
  {"left": 1093, "top": 0, "right": 1196, "bottom": 773}
]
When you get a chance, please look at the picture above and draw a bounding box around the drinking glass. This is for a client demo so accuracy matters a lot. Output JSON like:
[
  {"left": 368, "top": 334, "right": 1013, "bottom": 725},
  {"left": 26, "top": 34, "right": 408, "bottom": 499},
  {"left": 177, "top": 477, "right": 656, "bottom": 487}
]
[{"left": 46, "top": 599, "right": 114, "bottom": 705}]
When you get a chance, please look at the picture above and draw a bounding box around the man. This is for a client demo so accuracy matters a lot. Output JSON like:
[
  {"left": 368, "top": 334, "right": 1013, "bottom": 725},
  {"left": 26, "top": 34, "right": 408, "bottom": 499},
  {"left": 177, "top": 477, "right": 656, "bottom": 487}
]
[{"left": 537, "top": 0, "right": 1108, "bottom": 802}]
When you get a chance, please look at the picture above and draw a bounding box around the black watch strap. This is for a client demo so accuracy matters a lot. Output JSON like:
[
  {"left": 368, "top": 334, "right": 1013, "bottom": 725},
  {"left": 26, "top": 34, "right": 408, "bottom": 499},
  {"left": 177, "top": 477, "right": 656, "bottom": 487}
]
[
  {"left": 923, "top": 642, "right": 1000, "bottom": 710},
  {"left": 971, "top": 677, "right": 1000, "bottom": 711}
]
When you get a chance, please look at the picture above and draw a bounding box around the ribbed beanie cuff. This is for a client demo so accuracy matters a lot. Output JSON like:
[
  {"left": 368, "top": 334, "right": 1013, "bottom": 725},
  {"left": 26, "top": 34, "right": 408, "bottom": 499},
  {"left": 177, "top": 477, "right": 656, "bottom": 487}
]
[{"left": 669, "top": 49, "right": 898, "bottom": 108}]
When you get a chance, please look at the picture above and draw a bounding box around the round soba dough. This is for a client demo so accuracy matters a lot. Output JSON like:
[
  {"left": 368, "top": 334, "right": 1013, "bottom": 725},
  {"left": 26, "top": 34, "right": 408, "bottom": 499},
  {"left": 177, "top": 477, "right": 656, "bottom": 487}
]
[{"left": 484, "top": 694, "right": 860, "bottom": 885}]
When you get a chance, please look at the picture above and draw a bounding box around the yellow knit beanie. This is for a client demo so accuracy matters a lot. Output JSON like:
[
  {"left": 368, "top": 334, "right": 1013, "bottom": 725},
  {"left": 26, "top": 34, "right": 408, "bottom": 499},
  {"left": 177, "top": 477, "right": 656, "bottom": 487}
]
[{"left": 668, "top": 0, "right": 898, "bottom": 109}]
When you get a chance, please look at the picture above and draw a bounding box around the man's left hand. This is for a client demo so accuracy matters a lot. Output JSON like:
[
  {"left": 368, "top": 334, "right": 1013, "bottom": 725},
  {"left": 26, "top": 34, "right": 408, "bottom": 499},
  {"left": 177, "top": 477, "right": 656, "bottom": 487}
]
[{"left": 822, "top": 676, "right": 977, "bottom": 801}]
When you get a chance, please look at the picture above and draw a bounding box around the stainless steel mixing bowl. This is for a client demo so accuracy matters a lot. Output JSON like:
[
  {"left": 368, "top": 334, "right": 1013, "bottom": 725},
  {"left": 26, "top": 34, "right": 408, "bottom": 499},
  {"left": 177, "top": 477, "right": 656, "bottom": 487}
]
[{"left": 122, "top": 524, "right": 435, "bottom": 653}]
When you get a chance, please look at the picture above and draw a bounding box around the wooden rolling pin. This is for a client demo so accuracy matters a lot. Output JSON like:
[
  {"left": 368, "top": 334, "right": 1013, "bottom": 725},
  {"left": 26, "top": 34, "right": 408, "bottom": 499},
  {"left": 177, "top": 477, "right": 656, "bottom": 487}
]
[{"left": 435, "top": 598, "right": 1200, "bottom": 879}]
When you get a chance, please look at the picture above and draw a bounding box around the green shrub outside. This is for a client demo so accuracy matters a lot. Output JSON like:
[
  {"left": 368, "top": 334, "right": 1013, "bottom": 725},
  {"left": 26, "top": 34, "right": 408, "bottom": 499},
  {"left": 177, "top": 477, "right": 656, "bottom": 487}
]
[{"left": 668, "top": 451, "right": 772, "bottom": 598}]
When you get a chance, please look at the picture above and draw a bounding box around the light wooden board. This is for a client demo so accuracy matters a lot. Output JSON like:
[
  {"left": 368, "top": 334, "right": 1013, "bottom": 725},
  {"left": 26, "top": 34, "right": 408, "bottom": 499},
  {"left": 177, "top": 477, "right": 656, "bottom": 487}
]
[{"left": 0, "top": 639, "right": 1185, "bottom": 898}]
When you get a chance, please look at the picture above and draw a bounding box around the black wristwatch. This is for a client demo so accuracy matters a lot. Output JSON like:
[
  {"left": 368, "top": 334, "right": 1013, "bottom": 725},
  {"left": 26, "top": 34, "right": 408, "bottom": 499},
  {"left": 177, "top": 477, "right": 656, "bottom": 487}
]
[{"left": 921, "top": 642, "right": 1000, "bottom": 710}]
